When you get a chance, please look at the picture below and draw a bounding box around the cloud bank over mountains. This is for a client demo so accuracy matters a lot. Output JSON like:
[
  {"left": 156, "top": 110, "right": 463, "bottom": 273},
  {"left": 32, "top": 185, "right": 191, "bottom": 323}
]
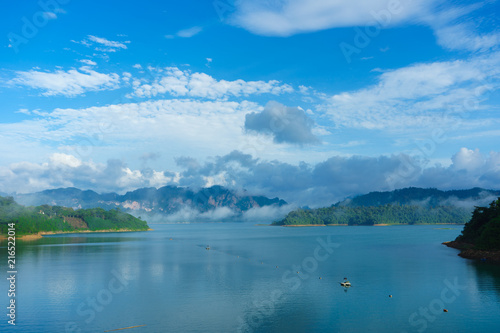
[{"left": 2, "top": 147, "right": 499, "bottom": 208}]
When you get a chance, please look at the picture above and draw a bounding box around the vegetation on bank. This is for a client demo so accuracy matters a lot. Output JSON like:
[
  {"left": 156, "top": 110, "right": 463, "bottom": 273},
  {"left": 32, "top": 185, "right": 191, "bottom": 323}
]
[
  {"left": 0, "top": 196, "right": 149, "bottom": 236},
  {"left": 273, "top": 204, "right": 471, "bottom": 226},
  {"left": 453, "top": 198, "right": 500, "bottom": 250}
]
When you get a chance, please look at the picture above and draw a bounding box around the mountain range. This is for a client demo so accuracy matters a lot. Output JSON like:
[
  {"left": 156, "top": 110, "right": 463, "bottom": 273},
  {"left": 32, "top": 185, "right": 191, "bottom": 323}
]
[
  {"left": 10, "top": 186, "right": 500, "bottom": 223},
  {"left": 276, "top": 187, "right": 500, "bottom": 226},
  {"left": 14, "top": 185, "right": 288, "bottom": 222}
]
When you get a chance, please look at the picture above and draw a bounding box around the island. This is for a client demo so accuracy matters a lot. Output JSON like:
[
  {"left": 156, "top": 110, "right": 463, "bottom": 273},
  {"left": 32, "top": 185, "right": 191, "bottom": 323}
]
[
  {"left": 444, "top": 198, "right": 500, "bottom": 263},
  {"left": 273, "top": 204, "right": 471, "bottom": 226},
  {"left": 0, "top": 196, "right": 150, "bottom": 239}
]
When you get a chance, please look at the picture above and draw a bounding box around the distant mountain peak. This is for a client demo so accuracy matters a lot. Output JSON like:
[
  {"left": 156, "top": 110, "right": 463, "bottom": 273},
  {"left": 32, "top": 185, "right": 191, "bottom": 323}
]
[{"left": 15, "top": 185, "right": 288, "bottom": 222}]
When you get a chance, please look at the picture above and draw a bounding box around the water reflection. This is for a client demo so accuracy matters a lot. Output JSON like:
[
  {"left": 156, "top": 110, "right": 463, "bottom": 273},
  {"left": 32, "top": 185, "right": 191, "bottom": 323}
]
[
  {"left": 1, "top": 225, "right": 500, "bottom": 332},
  {"left": 472, "top": 261, "right": 500, "bottom": 303}
]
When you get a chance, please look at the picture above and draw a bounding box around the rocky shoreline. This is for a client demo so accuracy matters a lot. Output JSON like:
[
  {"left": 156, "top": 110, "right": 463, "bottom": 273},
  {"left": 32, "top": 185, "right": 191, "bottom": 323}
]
[{"left": 443, "top": 241, "right": 500, "bottom": 264}]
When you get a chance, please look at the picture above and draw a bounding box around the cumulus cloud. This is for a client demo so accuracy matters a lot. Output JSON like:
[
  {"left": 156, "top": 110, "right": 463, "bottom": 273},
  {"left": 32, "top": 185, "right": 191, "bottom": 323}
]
[
  {"left": 174, "top": 148, "right": 500, "bottom": 207},
  {"left": 0, "top": 153, "right": 176, "bottom": 194},
  {"left": 244, "top": 101, "right": 319, "bottom": 145},
  {"left": 451, "top": 147, "right": 485, "bottom": 171},
  {"left": 1, "top": 148, "right": 499, "bottom": 209},
  {"left": 9, "top": 67, "right": 121, "bottom": 97},
  {"left": 0, "top": 98, "right": 266, "bottom": 169},
  {"left": 130, "top": 67, "right": 293, "bottom": 99},
  {"left": 79, "top": 59, "right": 97, "bottom": 66}
]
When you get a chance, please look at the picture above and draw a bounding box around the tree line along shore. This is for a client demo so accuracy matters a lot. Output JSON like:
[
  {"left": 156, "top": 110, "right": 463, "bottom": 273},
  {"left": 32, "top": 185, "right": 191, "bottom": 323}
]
[
  {"left": 0, "top": 196, "right": 150, "bottom": 239},
  {"left": 272, "top": 204, "right": 471, "bottom": 226}
]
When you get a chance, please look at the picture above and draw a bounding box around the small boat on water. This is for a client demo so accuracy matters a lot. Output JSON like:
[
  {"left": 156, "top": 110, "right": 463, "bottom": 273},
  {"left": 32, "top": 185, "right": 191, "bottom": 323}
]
[
  {"left": 340, "top": 277, "right": 351, "bottom": 287},
  {"left": 206, "top": 245, "right": 210, "bottom": 250}
]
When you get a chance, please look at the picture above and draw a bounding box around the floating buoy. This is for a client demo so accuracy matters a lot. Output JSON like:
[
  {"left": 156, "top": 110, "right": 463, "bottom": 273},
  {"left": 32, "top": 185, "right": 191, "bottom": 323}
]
[
  {"left": 297, "top": 271, "right": 300, "bottom": 274},
  {"left": 389, "top": 295, "right": 392, "bottom": 298},
  {"left": 319, "top": 277, "right": 322, "bottom": 279},
  {"left": 443, "top": 309, "right": 448, "bottom": 312}
]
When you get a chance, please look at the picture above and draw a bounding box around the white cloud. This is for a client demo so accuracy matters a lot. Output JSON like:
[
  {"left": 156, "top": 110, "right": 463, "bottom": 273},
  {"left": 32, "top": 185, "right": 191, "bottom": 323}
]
[
  {"left": 0, "top": 153, "right": 176, "bottom": 194},
  {"left": 434, "top": 23, "right": 500, "bottom": 52},
  {"left": 73, "top": 35, "right": 130, "bottom": 53},
  {"left": 321, "top": 54, "right": 500, "bottom": 131},
  {"left": 0, "top": 98, "right": 265, "bottom": 169},
  {"left": 43, "top": 12, "right": 58, "bottom": 20},
  {"left": 1, "top": 148, "right": 499, "bottom": 207},
  {"left": 49, "top": 153, "right": 82, "bottom": 168},
  {"left": 229, "top": 0, "right": 436, "bottom": 36},
  {"left": 131, "top": 67, "right": 294, "bottom": 99},
  {"left": 419, "top": 2, "right": 500, "bottom": 52},
  {"left": 16, "top": 108, "right": 31, "bottom": 115},
  {"left": 166, "top": 26, "right": 203, "bottom": 39},
  {"left": 229, "top": 0, "right": 499, "bottom": 57},
  {"left": 176, "top": 26, "right": 203, "bottom": 38},
  {"left": 79, "top": 59, "right": 97, "bottom": 66},
  {"left": 9, "top": 67, "right": 121, "bottom": 97},
  {"left": 87, "top": 35, "right": 128, "bottom": 49},
  {"left": 451, "top": 148, "right": 485, "bottom": 172},
  {"left": 245, "top": 101, "right": 320, "bottom": 145}
]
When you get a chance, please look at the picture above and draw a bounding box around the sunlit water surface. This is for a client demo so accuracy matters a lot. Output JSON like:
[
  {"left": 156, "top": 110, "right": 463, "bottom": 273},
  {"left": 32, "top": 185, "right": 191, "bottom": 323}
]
[{"left": 1, "top": 224, "right": 500, "bottom": 332}]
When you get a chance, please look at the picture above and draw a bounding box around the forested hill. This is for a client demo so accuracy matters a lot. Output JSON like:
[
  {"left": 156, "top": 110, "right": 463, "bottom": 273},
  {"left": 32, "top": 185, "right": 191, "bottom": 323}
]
[
  {"left": 14, "top": 185, "right": 287, "bottom": 222},
  {"left": 0, "top": 196, "right": 149, "bottom": 236},
  {"left": 336, "top": 187, "right": 500, "bottom": 207},
  {"left": 453, "top": 198, "right": 500, "bottom": 250},
  {"left": 274, "top": 204, "right": 471, "bottom": 226},
  {"left": 273, "top": 187, "right": 498, "bottom": 226}
]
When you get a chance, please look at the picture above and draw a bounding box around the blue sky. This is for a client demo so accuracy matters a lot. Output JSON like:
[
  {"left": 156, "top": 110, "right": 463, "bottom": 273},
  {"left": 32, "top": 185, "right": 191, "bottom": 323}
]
[{"left": 1, "top": 0, "right": 499, "bottom": 207}]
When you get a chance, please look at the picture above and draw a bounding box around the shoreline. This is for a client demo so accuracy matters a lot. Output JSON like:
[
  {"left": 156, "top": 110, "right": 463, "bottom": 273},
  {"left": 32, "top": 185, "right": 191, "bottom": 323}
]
[
  {"left": 443, "top": 241, "right": 500, "bottom": 264},
  {"left": 0, "top": 228, "right": 153, "bottom": 241},
  {"left": 282, "top": 224, "right": 327, "bottom": 227},
  {"left": 277, "top": 223, "right": 460, "bottom": 227}
]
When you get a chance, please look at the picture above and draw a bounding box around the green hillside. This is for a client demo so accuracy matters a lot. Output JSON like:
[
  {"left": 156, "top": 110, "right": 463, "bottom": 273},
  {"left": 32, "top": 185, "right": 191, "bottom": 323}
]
[
  {"left": 273, "top": 204, "right": 471, "bottom": 226},
  {"left": 0, "top": 196, "right": 149, "bottom": 236},
  {"left": 455, "top": 198, "right": 500, "bottom": 250}
]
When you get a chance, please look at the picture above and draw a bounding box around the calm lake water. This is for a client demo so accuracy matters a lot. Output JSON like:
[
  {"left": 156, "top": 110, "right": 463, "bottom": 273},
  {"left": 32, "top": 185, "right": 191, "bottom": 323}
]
[{"left": 1, "top": 224, "right": 500, "bottom": 332}]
